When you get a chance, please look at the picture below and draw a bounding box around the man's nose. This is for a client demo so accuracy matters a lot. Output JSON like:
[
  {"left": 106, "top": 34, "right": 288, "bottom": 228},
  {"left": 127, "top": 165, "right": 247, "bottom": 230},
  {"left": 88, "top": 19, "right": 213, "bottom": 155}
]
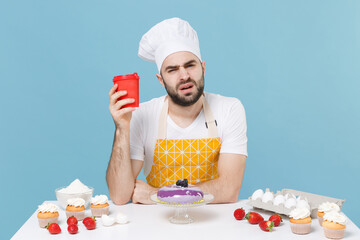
[{"left": 179, "top": 67, "right": 190, "bottom": 81}]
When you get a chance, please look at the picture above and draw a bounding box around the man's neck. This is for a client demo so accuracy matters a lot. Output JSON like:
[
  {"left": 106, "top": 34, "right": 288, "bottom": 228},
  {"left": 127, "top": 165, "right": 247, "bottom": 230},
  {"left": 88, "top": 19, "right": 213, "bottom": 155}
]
[{"left": 167, "top": 96, "right": 203, "bottom": 128}]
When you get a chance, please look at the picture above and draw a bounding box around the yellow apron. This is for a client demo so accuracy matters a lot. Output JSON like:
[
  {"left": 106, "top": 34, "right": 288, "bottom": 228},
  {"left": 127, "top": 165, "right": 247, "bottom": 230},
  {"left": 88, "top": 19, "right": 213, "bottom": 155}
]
[{"left": 146, "top": 95, "right": 222, "bottom": 188}]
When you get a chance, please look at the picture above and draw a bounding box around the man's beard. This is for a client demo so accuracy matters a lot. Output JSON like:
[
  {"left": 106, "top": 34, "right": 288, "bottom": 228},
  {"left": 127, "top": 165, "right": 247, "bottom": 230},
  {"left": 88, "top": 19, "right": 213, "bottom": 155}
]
[{"left": 162, "top": 74, "right": 205, "bottom": 107}]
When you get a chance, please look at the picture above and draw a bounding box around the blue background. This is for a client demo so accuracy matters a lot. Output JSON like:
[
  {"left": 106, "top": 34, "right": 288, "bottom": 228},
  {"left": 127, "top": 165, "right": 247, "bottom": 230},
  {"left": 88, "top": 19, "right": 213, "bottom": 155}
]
[{"left": 1, "top": 0, "right": 359, "bottom": 239}]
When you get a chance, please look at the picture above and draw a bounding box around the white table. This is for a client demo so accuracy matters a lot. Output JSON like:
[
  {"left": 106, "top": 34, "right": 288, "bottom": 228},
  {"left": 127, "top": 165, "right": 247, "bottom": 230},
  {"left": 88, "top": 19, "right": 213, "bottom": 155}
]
[{"left": 12, "top": 200, "right": 360, "bottom": 240}]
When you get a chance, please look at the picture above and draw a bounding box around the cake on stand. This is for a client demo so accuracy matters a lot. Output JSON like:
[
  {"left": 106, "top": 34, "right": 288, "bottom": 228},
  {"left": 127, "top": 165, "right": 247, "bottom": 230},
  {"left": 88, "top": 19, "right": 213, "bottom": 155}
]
[{"left": 150, "top": 193, "right": 214, "bottom": 224}]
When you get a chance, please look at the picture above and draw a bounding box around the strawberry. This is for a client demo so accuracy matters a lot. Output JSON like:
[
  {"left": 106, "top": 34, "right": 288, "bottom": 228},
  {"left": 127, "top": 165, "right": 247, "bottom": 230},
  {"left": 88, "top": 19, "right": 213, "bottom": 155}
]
[
  {"left": 233, "top": 208, "right": 245, "bottom": 220},
  {"left": 67, "top": 224, "right": 78, "bottom": 234},
  {"left": 83, "top": 216, "right": 96, "bottom": 230},
  {"left": 259, "top": 220, "right": 274, "bottom": 232},
  {"left": 269, "top": 214, "right": 282, "bottom": 227},
  {"left": 46, "top": 223, "right": 61, "bottom": 234},
  {"left": 67, "top": 216, "right": 78, "bottom": 225},
  {"left": 82, "top": 216, "right": 95, "bottom": 225},
  {"left": 245, "top": 212, "right": 264, "bottom": 224}
]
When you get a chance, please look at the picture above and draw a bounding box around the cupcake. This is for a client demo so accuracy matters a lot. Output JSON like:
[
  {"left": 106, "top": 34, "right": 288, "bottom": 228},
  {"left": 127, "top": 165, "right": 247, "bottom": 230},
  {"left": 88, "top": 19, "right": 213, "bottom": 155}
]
[
  {"left": 317, "top": 202, "right": 340, "bottom": 226},
  {"left": 66, "top": 198, "right": 86, "bottom": 220},
  {"left": 37, "top": 203, "right": 59, "bottom": 228},
  {"left": 90, "top": 195, "right": 110, "bottom": 217},
  {"left": 322, "top": 211, "right": 347, "bottom": 239},
  {"left": 289, "top": 207, "right": 312, "bottom": 235}
]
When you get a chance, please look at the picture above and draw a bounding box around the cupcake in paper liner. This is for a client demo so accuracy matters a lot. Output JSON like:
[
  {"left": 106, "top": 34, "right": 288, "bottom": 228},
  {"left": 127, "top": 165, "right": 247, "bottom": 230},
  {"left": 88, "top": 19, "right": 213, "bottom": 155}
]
[
  {"left": 90, "top": 195, "right": 110, "bottom": 217},
  {"left": 317, "top": 202, "right": 340, "bottom": 226},
  {"left": 289, "top": 207, "right": 312, "bottom": 235},
  {"left": 37, "top": 203, "right": 59, "bottom": 228},
  {"left": 322, "top": 211, "right": 347, "bottom": 239},
  {"left": 66, "top": 197, "right": 86, "bottom": 220}
]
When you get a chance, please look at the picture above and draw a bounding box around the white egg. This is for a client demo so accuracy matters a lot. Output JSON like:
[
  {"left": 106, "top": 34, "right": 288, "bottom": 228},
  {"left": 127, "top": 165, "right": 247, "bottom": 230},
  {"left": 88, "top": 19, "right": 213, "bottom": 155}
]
[
  {"left": 284, "top": 193, "right": 289, "bottom": 200},
  {"left": 262, "top": 190, "right": 274, "bottom": 203},
  {"left": 116, "top": 212, "right": 129, "bottom": 224},
  {"left": 102, "top": 214, "right": 115, "bottom": 227},
  {"left": 251, "top": 189, "right": 264, "bottom": 201},
  {"left": 296, "top": 199, "right": 310, "bottom": 210},
  {"left": 285, "top": 197, "right": 297, "bottom": 209},
  {"left": 273, "top": 194, "right": 285, "bottom": 206}
]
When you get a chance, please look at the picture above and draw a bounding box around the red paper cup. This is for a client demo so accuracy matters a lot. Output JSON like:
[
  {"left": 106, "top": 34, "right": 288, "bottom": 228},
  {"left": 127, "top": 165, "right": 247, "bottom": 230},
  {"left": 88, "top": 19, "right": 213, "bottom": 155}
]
[{"left": 113, "top": 73, "right": 139, "bottom": 108}]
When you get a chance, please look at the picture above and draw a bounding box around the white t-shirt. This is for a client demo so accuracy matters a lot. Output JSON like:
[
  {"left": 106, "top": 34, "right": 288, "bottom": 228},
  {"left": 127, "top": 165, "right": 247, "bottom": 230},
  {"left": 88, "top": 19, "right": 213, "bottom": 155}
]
[{"left": 130, "top": 92, "right": 248, "bottom": 177}]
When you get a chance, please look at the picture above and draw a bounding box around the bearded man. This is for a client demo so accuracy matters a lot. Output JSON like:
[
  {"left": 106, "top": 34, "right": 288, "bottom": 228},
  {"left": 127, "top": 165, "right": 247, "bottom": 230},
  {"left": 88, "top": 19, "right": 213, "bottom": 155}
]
[{"left": 107, "top": 18, "right": 248, "bottom": 205}]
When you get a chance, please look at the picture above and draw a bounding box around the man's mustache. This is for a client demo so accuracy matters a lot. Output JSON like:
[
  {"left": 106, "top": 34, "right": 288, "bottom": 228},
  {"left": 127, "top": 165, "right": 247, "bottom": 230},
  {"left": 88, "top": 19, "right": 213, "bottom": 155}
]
[{"left": 176, "top": 79, "right": 197, "bottom": 90}]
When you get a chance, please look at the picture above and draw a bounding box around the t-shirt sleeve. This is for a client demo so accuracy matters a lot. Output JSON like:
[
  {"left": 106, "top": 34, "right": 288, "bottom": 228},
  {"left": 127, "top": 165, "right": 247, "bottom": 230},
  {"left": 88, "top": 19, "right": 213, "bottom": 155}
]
[
  {"left": 220, "top": 99, "right": 248, "bottom": 156},
  {"left": 130, "top": 108, "right": 145, "bottom": 161}
]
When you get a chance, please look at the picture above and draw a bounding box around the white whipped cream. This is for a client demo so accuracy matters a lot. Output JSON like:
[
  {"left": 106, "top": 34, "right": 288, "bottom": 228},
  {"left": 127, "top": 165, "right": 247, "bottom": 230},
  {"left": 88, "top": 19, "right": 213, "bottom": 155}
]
[
  {"left": 102, "top": 214, "right": 115, "bottom": 226},
  {"left": 116, "top": 212, "right": 129, "bottom": 224},
  {"left": 323, "top": 211, "right": 347, "bottom": 225},
  {"left": 38, "top": 203, "right": 59, "bottom": 213},
  {"left": 318, "top": 202, "right": 340, "bottom": 213},
  {"left": 91, "top": 195, "right": 108, "bottom": 205},
  {"left": 58, "top": 179, "right": 91, "bottom": 194},
  {"left": 289, "top": 207, "right": 310, "bottom": 219},
  {"left": 67, "top": 197, "right": 85, "bottom": 207}
]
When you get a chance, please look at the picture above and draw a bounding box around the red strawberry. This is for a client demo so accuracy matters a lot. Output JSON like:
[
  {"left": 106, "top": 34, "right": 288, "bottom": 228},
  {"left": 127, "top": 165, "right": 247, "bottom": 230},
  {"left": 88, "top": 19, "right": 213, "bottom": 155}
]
[
  {"left": 245, "top": 212, "right": 264, "bottom": 224},
  {"left": 82, "top": 216, "right": 95, "bottom": 225},
  {"left": 46, "top": 223, "right": 61, "bottom": 234},
  {"left": 259, "top": 220, "right": 274, "bottom": 232},
  {"left": 83, "top": 216, "right": 96, "bottom": 230},
  {"left": 67, "top": 216, "right": 78, "bottom": 225},
  {"left": 67, "top": 224, "right": 78, "bottom": 234},
  {"left": 233, "top": 208, "right": 245, "bottom": 220},
  {"left": 269, "top": 214, "right": 282, "bottom": 227}
]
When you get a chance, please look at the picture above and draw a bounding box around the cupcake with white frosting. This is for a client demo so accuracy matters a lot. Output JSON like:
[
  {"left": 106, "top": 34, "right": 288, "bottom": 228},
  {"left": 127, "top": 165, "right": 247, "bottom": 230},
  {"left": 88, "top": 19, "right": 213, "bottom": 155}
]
[
  {"left": 37, "top": 203, "right": 59, "bottom": 228},
  {"left": 289, "top": 207, "right": 312, "bottom": 235},
  {"left": 90, "top": 195, "right": 110, "bottom": 217},
  {"left": 322, "top": 211, "right": 347, "bottom": 239},
  {"left": 66, "top": 197, "right": 85, "bottom": 220},
  {"left": 317, "top": 202, "right": 340, "bottom": 226}
]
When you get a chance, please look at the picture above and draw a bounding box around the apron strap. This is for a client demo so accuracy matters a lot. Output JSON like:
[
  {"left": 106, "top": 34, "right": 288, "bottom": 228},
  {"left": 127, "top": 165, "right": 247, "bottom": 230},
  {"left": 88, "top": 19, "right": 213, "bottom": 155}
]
[
  {"left": 201, "top": 96, "right": 218, "bottom": 138},
  {"left": 158, "top": 97, "right": 169, "bottom": 139},
  {"left": 157, "top": 95, "right": 219, "bottom": 139}
]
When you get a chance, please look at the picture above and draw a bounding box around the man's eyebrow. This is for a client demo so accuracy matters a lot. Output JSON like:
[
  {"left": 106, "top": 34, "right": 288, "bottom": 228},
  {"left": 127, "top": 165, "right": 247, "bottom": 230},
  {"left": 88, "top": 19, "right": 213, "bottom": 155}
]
[
  {"left": 165, "top": 65, "right": 179, "bottom": 71},
  {"left": 164, "top": 59, "right": 198, "bottom": 71}
]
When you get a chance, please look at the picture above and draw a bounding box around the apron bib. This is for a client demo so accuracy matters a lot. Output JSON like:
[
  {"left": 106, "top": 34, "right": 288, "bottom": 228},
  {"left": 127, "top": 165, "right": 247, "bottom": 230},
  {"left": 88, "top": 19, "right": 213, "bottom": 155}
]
[{"left": 146, "top": 95, "right": 222, "bottom": 188}]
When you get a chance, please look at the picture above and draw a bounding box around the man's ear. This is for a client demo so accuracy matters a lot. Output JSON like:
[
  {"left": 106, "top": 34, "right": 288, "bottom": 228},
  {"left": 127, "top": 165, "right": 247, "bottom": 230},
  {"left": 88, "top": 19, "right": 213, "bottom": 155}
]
[
  {"left": 202, "top": 60, "right": 206, "bottom": 75},
  {"left": 156, "top": 73, "right": 165, "bottom": 88}
]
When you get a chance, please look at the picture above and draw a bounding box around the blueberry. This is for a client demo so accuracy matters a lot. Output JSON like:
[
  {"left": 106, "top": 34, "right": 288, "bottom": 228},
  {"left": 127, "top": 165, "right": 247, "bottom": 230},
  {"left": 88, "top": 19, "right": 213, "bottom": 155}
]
[
  {"left": 183, "top": 179, "right": 188, "bottom": 187},
  {"left": 176, "top": 179, "right": 182, "bottom": 186}
]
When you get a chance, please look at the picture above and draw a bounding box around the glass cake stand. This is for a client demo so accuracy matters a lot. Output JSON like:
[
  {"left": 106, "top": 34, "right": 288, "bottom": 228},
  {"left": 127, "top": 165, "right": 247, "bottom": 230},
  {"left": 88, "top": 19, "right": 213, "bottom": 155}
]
[{"left": 150, "top": 193, "right": 214, "bottom": 224}]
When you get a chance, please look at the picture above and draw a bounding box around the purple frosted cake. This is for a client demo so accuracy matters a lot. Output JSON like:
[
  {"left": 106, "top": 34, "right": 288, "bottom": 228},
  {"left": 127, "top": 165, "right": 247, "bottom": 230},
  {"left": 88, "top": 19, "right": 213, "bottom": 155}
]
[{"left": 157, "top": 179, "right": 204, "bottom": 204}]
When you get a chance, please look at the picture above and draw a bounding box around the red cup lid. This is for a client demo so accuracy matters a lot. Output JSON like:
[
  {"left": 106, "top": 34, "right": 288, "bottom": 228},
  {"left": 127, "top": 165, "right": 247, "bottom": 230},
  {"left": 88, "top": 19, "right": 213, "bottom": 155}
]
[{"left": 113, "top": 73, "right": 139, "bottom": 82}]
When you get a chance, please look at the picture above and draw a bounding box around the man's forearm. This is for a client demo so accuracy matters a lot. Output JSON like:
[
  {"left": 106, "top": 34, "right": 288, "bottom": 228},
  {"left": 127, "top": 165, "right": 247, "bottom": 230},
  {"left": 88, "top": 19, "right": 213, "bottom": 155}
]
[
  {"left": 106, "top": 128, "right": 134, "bottom": 205},
  {"left": 196, "top": 177, "right": 241, "bottom": 203},
  {"left": 196, "top": 156, "right": 246, "bottom": 203}
]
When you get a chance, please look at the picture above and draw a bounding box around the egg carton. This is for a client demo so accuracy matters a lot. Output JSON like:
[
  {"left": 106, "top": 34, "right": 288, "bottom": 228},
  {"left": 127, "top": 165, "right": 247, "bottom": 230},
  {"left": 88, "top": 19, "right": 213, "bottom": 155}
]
[{"left": 247, "top": 188, "right": 345, "bottom": 218}]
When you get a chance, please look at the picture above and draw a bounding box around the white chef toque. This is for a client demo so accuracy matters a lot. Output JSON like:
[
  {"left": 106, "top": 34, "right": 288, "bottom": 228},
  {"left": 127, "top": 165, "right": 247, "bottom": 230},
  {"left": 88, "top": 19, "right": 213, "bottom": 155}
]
[{"left": 138, "top": 17, "right": 202, "bottom": 73}]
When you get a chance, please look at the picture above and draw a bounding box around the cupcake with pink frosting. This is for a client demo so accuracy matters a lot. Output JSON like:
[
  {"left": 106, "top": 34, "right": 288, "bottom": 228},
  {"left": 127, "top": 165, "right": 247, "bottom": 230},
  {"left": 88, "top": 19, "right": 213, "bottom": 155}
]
[
  {"left": 90, "top": 195, "right": 110, "bottom": 217},
  {"left": 322, "top": 211, "right": 347, "bottom": 239},
  {"left": 317, "top": 202, "right": 340, "bottom": 226}
]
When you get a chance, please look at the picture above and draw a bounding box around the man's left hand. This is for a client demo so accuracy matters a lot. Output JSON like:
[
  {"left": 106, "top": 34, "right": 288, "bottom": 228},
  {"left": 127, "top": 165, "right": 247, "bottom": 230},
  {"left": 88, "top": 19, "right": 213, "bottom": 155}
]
[{"left": 132, "top": 179, "right": 157, "bottom": 204}]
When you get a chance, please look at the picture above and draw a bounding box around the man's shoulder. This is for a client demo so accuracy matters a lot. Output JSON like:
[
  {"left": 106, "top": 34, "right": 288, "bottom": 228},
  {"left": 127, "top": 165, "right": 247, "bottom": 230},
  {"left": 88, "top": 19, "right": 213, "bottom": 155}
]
[
  {"left": 135, "top": 95, "right": 165, "bottom": 116},
  {"left": 139, "top": 95, "right": 165, "bottom": 108},
  {"left": 205, "top": 92, "right": 244, "bottom": 110}
]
